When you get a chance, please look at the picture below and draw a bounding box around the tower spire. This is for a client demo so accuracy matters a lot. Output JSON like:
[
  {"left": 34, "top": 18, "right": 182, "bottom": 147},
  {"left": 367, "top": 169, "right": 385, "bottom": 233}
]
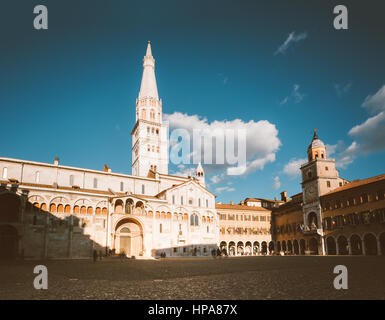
[{"left": 138, "top": 41, "right": 158, "bottom": 100}]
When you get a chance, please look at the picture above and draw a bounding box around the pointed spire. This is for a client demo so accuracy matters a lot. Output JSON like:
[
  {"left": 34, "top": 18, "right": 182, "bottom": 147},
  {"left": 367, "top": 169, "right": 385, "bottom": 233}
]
[
  {"left": 145, "top": 40, "right": 152, "bottom": 57},
  {"left": 312, "top": 128, "right": 318, "bottom": 140},
  {"left": 138, "top": 41, "right": 158, "bottom": 100}
]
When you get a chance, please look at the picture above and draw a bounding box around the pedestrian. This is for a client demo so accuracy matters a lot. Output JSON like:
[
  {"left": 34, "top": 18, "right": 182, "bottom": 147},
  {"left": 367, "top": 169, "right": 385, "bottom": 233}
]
[
  {"left": 93, "top": 249, "right": 98, "bottom": 263},
  {"left": 120, "top": 250, "right": 125, "bottom": 262}
]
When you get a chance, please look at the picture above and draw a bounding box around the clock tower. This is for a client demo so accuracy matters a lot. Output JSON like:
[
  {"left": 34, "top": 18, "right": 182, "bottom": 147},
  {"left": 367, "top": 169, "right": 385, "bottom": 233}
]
[{"left": 300, "top": 129, "right": 343, "bottom": 233}]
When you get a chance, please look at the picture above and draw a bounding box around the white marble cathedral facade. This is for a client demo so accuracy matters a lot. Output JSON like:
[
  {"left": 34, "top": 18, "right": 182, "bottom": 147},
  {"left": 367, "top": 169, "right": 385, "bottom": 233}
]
[{"left": 0, "top": 42, "right": 218, "bottom": 259}]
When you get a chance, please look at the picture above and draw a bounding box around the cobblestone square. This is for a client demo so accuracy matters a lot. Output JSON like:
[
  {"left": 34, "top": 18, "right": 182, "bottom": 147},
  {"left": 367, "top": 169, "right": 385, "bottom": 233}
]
[{"left": 0, "top": 256, "right": 384, "bottom": 300}]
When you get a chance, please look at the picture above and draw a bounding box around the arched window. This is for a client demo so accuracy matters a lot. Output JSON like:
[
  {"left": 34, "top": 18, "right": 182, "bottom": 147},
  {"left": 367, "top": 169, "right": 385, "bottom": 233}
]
[
  {"left": 190, "top": 213, "right": 199, "bottom": 226},
  {"left": 50, "top": 203, "right": 56, "bottom": 213},
  {"left": 57, "top": 204, "right": 64, "bottom": 213},
  {"left": 141, "top": 109, "right": 146, "bottom": 120},
  {"left": 2, "top": 167, "right": 7, "bottom": 179}
]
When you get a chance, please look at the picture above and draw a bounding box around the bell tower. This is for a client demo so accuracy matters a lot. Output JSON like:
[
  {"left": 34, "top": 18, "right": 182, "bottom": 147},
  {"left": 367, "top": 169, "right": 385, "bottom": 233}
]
[
  {"left": 131, "top": 41, "right": 169, "bottom": 177},
  {"left": 300, "top": 129, "right": 341, "bottom": 234}
]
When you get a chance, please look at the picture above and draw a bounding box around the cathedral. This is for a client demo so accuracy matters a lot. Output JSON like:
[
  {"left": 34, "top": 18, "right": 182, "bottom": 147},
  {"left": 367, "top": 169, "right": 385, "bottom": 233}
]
[
  {"left": 1, "top": 42, "right": 384, "bottom": 260},
  {"left": 0, "top": 42, "right": 218, "bottom": 259}
]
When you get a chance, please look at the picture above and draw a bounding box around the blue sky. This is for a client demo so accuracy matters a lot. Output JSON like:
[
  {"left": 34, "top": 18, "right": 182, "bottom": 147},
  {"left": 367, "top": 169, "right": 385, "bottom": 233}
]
[{"left": 1, "top": 0, "right": 385, "bottom": 202}]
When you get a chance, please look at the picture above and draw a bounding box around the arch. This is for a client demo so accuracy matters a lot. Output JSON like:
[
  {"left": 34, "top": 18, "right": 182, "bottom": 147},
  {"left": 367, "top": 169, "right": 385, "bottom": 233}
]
[
  {"left": 253, "top": 241, "right": 260, "bottom": 255},
  {"left": 0, "top": 225, "right": 18, "bottom": 259},
  {"left": 337, "top": 235, "right": 348, "bottom": 255},
  {"left": 261, "top": 241, "right": 267, "bottom": 255},
  {"left": 102, "top": 207, "right": 108, "bottom": 215},
  {"left": 114, "top": 218, "right": 144, "bottom": 257},
  {"left": 87, "top": 206, "right": 93, "bottom": 215},
  {"left": 220, "top": 241, "right": 227, "bottom": 251},
  {"left": 80, "top": 206, "right": 86, "bottom": 215},
  {"left": 64, "top": 205, "right": 71, "bottom": 214},
  {"left": 307, "top": 212, "right": 318, "bottom": 229},
  {"left": 245, "top": 241, "right": 252, "bottom": 255},
  {"left": 73, "top": 205, "right": 80, "bottom": 215},
  {"left": 293, "top": 239, "right": 299, "bottom": 255},
  {"left": 379, "top": 233, "right": 385, "bottom": 256},
  {"left": 299, "top": 239, "right": 306, "bottom": 254},
  {"left": 135, "top": 201, "right": 145, "bottom": 215},
  {"left": 282, "top": 240, "right": 287, "bottom": 252},
  {"left": 0, "top": 193, "right": 20, "bottom": 223},
  {"left": 268, "top": 241, "right": 275, "bottom": 253},
  {"left": 237, "top": 241, "right": 244, "bottom": 256},
  {"left": 49, "top": 203, "right": 56, "bottom": 213},
  {"left": 125, "top": 198, "right": 134, "bottom": 214},
  {"left": 95, "top": 207, "right": 101, "bottom": 215},
  {"left": 309, "top": 237, "right": 318, "bottom": 255},
  {"left": 326, "top": 237, "right": 337, "bottom": 255},
  {"left": 115, "top": 199, "right": 124, "bottom": 214},
  {"left": 350, "top": 234, "right": 362, "bottom": 255},
  {"left": 57, "top": 204, "right": 64, "bottom": 213},
  {"left": 287, "top": 240, "right": 293, "bottom": 254},
  {"left": 228, "top": 241, "right": 236, "bottom": 256},
  {"left": 276, "top": 241, "right": 281, "bottom": 252},
  {"left": 363, "top": 233, "right": 377, "bottom": 256}
]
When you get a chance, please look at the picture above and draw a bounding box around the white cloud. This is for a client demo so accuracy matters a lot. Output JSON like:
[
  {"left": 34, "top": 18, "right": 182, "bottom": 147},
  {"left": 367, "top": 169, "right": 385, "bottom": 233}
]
[
  {"left": 272, "top": 176, "right": 281, "bottom": 190},
  {"left": 362, "top": 84, "right": 385, "bottom": 114},
  {"left": 324, "top": 85, "right": 385, "bottom": 169},
  {"left": 215, "top": 186, "right": 235, "bottom": 194},
  {"left": 283, "top": 158, "right": 307, "bottom": 178},
  {"left": 210, "top": 173, "right": 225, "bottom": 184},
  {"left": 280, "top": 84, "right": 305, "bottom": 105},
  {"left": 334, "top": 83, "right": 352, "bottom": 97},
  {"left": 164, "top": 112, "right": 281, "bottom": 177},
  {"left": 274, "top": 31, "right": 307, "bottom": 55}
]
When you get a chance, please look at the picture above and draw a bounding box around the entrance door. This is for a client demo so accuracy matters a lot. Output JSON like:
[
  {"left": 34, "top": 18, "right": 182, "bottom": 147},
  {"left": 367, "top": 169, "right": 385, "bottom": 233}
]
[{"left": 119, "top": 236, "right": 131, "bottom": 256}]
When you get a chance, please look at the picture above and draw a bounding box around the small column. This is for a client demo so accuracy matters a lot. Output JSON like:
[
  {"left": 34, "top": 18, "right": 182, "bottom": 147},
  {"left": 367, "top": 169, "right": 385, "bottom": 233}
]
[
  {"left": 377, "top": 239, "right": 382, "bottom": 256},
  {"left": 336, "top": 242, "right": 340, "bottom": 255},
  {"left": 362, "top": 240, "right": 366, "bottom": 256},
  {"left": 348, "top": 239, "right": 352, "bottom": 255}
]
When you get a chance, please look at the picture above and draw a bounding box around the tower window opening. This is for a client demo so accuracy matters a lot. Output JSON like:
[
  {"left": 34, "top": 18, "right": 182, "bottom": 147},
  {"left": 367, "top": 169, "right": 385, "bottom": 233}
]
[
  {"left": 327, "top": 181, "right": 331, "bottom": 188},
  {"left": 2, "top": 167, "right": 8, "bottom": 179}
]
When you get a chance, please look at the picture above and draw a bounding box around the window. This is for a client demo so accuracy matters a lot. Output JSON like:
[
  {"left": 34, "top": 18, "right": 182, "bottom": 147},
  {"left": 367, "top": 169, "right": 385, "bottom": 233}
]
[
  {"left": 147, "top": 127, "right": 150, "bottom": 134},
  {"left": 142, "top": 184, "right": 145, "bottom": 194},
  {"left": 147, "top": 145, "right": 150, "bottom": 152},
  {"left": 308, "top": 171, "right": 312, "bottom": 178},
  {"left": 70, "top": 175, "right": 74, "bottom": 186},
  {"left": 198, "top": 198, "right": 201, "bottom": 207},
  {"left": 159, "top": 223, "right": 162, "bottom": 233},
  {"left": 325, "top": 166, "right": 329, "bottom": 171},
  {"left": 93, "top": 178, "right": 98, "bottom": 188},
  {"left": 339, "top": 182, "right": 342, "bottom": 187},
  {"left": 2, "top": 167, "right": 7, "bottom": 179},
  {"left": 120, "top": 181, "right": 124, "bottom": 192},
  {"left": 190, "top": 213, "right": 199, "bottom": 226},
  {"left": 35, "top": 171, "right": 40, "bottom": 183},
  {"left": 327, "top": 181, "right": 331, "bottom": 188},
  {"left": 206, "top": 199, "right": 209, "bottom": 208},
  {"left": 189, "top": 199, "right": 193, "bottom": 205},
  {"left": 141, "top": 109, "right": 146, "bottom": 120},
  {"left": 172, "top": 195, "right": 175, "bottom": 205},
  {"left": 181, "top": 196, "right": 183, "bottom": 205}
]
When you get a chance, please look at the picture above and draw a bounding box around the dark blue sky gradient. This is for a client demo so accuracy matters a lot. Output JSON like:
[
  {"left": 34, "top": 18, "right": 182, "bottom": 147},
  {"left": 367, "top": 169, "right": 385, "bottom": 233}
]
[{"left": 1, "top": 0, "right": 384, "bottom": 202}]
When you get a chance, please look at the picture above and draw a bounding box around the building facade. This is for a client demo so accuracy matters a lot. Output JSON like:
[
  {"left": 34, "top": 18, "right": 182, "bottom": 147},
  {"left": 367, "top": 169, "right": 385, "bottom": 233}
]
[
  {"left": 216, "top": 199, "right": 275, "bottom": 256},
  {"left": 271, "top": 131, "right": 385, "bottom": 256},
  {"left": 0, "top": 42, "right": 218, "bottom": 260}
]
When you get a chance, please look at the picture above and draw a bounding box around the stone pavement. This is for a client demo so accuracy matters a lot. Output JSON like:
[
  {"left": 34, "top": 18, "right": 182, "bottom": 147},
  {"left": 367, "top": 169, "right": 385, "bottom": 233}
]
[{"left": 0, "top": 256, "right": 384, "bottom": 299}]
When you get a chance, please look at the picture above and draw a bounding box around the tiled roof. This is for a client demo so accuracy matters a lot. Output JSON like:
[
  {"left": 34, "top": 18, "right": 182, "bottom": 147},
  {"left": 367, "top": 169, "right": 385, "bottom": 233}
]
[
  {"left": 322, "top": 173, "right": 385, "bottom": 196},
  {"left": 215, "top": 203, "right": 269, "bottom": 211}
]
